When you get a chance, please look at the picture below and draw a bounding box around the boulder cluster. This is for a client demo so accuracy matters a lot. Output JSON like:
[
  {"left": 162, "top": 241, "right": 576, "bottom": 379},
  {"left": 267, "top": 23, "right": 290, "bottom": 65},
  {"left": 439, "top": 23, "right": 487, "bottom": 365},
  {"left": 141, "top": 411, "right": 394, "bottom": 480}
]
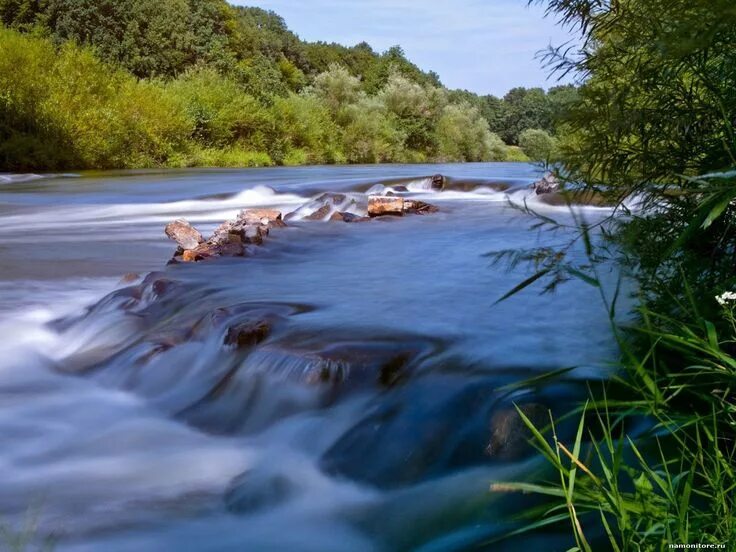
[
  {"left": 166, "top": 208, "right": 284, "bottom": 263},
  {"left": 165, "top": 195, "right": 439, "bottom": 263}
]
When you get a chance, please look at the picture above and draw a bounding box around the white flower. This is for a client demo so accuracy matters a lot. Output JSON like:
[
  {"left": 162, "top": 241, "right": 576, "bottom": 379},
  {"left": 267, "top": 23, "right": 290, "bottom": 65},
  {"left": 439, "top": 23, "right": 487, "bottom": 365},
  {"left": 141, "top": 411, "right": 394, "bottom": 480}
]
[{"left": 716, "top": 291, "right": 736, "bottom": 305}]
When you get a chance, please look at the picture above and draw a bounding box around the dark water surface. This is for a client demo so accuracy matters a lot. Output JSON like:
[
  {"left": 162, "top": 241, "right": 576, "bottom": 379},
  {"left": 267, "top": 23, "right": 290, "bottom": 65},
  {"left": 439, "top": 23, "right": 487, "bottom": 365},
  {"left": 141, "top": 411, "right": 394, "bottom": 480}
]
[{"left": 0, "top": 164, "right": 620, "bottom": 551}]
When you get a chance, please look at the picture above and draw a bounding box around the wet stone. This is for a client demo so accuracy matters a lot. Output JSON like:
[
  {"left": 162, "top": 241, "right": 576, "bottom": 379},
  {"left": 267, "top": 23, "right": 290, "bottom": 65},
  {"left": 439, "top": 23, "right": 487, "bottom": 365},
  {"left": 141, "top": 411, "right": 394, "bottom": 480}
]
[
  {"left": 224, "top": 320, "right": 272, "bottom": 349},
  {"left": 165, "top": 219, "right": 203, "bottom": 250}
]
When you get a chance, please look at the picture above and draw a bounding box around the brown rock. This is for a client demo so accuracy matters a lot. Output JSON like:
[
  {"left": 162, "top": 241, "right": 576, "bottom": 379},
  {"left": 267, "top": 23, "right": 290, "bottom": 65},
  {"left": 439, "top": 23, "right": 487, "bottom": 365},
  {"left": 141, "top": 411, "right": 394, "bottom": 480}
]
[
  {"left": 182, "top": 250, "right": 197, "bottom": 262},
  {"left": 238, "top": 209, "right": 283, "bottom": 226},
  {"left": 242, "top": 224, "right": 267, "bottom": 244},
  {"left": 368, "top": 197, "right": 404, "bottom": 217},
  {"left": 182, "top": 241, "right": 245, "bottom": 262},
  {"left": 210, "top": 220, "right": 268, "bottom": 246},
  {"left": 165, "top": 219, "right": 203, "bottom": 250},
  {"left": 315, "top": 192, "right": 347, "bottom": 205},
  {"left": 342, "top": 212, "right": 370, "bottom": 223},
  {"left": 329, "top": 211, "right": 370, "bottom": 223},
  {"left": 403, "top": 200, "right": 439, "bottom": 215},
  {"left": 303, "top": 204, "right": 332, "bottom": 221},
  {"left": 224, "top": 320, "right": 271, "bottom": 348}
]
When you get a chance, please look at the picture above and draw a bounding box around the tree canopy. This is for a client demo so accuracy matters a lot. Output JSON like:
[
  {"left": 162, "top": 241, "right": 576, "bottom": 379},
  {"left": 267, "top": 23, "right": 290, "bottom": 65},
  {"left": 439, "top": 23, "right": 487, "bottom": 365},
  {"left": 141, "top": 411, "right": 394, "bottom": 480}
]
[{"left": 0, "top": 0, "right": 572, "bottom": 169}]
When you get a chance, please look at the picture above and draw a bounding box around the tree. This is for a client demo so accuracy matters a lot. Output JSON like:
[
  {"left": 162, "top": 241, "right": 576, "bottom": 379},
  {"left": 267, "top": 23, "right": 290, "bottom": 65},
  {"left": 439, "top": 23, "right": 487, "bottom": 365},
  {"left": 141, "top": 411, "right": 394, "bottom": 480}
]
[
  {"left": 518, "top": 128, "right": 557, "bottom": 164},
  {"left": 436, "top": 103, "right": 504, "bottom": 162},
  {"left": 499, "top": 87, "right": 550, "bottom": 144},
  {"left": 311, "top": 64, "right": 361, "bottom": 115}
]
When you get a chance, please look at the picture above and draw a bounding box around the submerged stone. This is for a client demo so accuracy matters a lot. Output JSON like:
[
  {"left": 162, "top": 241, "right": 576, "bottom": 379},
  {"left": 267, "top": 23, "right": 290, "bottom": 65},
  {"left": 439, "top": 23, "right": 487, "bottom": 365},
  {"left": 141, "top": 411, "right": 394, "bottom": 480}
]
[{"left": 224, "top": 320, "right": 272, "bottom": 348}]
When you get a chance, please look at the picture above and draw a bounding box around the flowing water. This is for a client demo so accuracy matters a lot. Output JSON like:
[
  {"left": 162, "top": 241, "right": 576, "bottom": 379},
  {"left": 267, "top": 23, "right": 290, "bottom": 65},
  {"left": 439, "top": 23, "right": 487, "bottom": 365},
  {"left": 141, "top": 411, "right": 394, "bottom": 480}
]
[{"left": 0, "top": 163, "right": 621, "bottom": 551}]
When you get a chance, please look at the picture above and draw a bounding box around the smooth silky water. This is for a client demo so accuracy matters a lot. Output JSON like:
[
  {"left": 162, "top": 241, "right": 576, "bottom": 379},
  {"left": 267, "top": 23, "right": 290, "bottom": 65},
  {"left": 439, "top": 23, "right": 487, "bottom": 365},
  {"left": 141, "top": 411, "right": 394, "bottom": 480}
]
[{"left": 0, "top": 164, "right": 621, "bottom": 551}]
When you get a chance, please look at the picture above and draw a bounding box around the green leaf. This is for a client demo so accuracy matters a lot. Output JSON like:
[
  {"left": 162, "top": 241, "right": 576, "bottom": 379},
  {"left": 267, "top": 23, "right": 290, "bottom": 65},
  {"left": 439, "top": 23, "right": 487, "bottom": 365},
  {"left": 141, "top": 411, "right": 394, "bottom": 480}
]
[{"left": 493, "top": 268, "right": 553, "bottom": 305}]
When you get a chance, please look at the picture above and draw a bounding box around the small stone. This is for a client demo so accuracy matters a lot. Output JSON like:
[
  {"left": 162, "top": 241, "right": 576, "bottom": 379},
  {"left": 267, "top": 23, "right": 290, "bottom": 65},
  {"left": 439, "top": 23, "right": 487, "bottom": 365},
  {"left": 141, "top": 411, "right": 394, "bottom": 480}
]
[
  {"left": 224, "top": 320, "right": 271, "bottom": 348},
  {"left": 242, "top": 225, "right": 266, "bottom": 244},
  {"left": 165, "top": 219, "right": 203, "bottom": 250},
  {"left": 403, "top": 200, "right": 439, "bottom": 215},
  {"left": 315, "top": 192, "right": 347, "bottom": 205},
  {"left": 340, "top": 212, "right": 370, "bottom": 223},
  {"left": 303, "top": 204, "right": 332, "bottom": 221},
  {"left": 368, "top": 197, "right": 404, "bottom": 217},
  {"left": 238, "top": 209, "right": 283, "bottom": 226}
]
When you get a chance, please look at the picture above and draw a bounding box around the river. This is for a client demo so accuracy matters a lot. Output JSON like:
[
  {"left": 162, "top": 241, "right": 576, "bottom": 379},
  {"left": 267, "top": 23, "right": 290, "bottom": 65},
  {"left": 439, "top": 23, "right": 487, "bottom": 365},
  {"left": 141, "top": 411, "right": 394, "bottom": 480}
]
[{"left": 0, "top": 163, "right": 619, "bottom": 551}]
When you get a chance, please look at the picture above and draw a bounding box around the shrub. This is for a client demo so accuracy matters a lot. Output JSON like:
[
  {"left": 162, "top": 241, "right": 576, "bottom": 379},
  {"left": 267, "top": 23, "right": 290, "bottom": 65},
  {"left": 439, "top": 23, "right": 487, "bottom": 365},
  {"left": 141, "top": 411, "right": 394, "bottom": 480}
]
[{"left": 518, "top": 128, "right": 557, "bottom": 164}]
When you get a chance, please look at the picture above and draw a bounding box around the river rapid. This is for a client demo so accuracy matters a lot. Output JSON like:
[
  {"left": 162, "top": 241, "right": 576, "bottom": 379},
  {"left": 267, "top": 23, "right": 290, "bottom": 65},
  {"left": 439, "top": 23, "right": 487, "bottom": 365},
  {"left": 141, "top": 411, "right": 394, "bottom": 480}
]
[{"left": 0, "top": 163, "right": 619, "bottom": 551}]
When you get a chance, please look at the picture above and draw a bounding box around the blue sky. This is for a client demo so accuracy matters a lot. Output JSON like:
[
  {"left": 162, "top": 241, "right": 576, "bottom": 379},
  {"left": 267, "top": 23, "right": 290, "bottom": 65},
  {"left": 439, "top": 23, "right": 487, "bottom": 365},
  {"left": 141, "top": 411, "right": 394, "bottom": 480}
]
[{"left": 236, "top": 0, "right": 578, "bottom": 97}]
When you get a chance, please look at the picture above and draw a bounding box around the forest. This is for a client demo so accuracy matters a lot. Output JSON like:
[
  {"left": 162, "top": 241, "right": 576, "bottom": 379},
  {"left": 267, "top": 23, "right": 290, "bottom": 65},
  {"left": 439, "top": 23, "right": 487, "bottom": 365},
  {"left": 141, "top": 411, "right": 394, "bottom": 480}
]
[{"left": 0, "top": 0, "right": 572, "bottom": 170}]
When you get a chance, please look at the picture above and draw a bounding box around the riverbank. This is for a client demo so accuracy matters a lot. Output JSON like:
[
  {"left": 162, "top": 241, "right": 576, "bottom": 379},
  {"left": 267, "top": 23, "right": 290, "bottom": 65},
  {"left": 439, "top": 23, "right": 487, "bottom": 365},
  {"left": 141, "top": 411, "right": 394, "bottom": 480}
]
[{"left": 0, "top": 26, "right": 548, "bottom": 173}]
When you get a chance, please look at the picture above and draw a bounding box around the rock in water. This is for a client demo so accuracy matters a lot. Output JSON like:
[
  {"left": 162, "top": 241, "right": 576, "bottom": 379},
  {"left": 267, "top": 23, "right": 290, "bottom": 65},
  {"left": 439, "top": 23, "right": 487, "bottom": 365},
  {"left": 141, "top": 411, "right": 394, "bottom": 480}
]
[
  {"left": 181, "top": 241, "right": 245, "bottom": 262},
  {"left": 303, "top": 204, "right": 332, "bottom": 221},
  {"left": 403, "top": 200, "right": 439, "bottom": 215},
  {"left": 486, "top": 403, "right": 548, "bottom": 459},
  {"left": 165, "top": 219, "right": 203, "bottom": 250},
  {"left": 329, "top": 212, "right": 370, "bottom": 223},
  {"left": 431, "top": 174, "right": 445, "bottom": 190},
  {"left": 533, "top": 173, "right": 561, "bottom": 195},
  {"left": 238, "top": 209, "right": 284, "bottom": 227},
  {"left": 224, "top": 320, "right": 272, "bottom": 348},
  {"left": 368, "top": 197, "right": 404, "bottom": 217}
]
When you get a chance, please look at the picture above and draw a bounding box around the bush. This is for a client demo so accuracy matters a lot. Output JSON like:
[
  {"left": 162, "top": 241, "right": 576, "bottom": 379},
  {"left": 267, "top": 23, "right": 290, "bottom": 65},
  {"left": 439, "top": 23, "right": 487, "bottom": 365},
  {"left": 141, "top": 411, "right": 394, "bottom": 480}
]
[
  {"left": 503, "top": 146, "right": 530, "bottom": 162},
  {"left": 0, "top": 28, "right": 190, "bottom": 169},
  {"left": 187, "top": 146, "right": 273, "bottom": 168},
  {"left": 341, "top": 96, "right": 405, "bottom": 163},
  {"left": 436, "top": 103, "right": 503, "bottom": 162},
  {"left": 518, "top": 128, "right": 557, "bottom": 164},
  {"left": 166, "top": 67, "right": 269, "bottom": 149},
  {"left": 270, "top": 93, "right": 343, "bottom": 164}
]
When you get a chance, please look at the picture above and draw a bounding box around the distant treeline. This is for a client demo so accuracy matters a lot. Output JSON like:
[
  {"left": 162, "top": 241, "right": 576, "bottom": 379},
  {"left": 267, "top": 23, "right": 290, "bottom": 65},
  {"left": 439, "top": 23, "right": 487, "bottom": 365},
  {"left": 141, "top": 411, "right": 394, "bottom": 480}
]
[{"left": 0, "top": 0, "right": 575, "bottom": 170}]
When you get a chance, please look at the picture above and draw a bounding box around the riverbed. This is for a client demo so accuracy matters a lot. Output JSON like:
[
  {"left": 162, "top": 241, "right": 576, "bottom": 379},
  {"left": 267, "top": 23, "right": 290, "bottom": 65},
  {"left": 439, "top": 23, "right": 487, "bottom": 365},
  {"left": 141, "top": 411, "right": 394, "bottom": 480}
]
[{"left": 0, "top": 163, "right": 619, "bottom": 551}]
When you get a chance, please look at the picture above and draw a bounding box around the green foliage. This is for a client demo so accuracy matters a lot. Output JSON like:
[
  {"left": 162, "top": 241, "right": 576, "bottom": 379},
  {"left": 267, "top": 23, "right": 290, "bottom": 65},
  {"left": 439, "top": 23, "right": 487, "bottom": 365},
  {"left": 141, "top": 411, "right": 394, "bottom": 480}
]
[
  {"left": 0, "top": 0, "right": 573, "bottom": 170},
  {"left": 311, "top": 64, "right": 362, "bottom": 116},
  {"left": 269, "top": 93, "right": 343, "bottom": 165},
  {"left": 341, "top": 96, "right": 405, "bottom": 164},
  {"left": 0, "top": 28, "right": 189, "bottom": 169},
  {"left": 519, "top": 128, "right": 557, "bottom": 164},
  {"left": 499, "top": 87, "right": 550, "bottom": 144},
  {"left": 166, "top": 66, "right": 267, "bottom": 149},
  {"left": 436, "top": 103, "right": 504, "bottom": 162},
  {"left": 504, "top": 146, "right": 531, "bottom": 163},
  {"left": 492, "top": 0, "right": 736, "bottom": 548}
]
